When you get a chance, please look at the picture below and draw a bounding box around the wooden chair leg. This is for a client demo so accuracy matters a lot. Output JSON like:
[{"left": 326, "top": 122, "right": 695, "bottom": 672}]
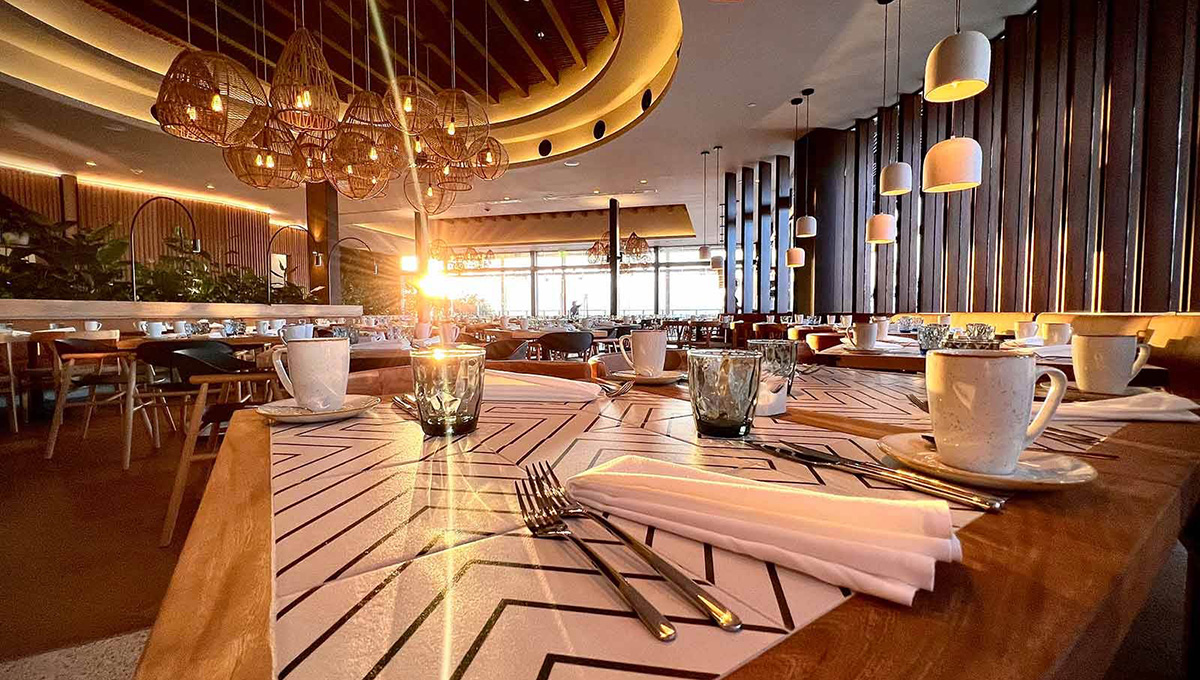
[
  {"left": 44, "top": 359, "right": 74, "bottom": 460},
  {"left": 160, "top": 383, "right": 208, "bottom": 547},
  {"left": 5, "top": 344, "right": 17, "bottom": 434},
  {"left": 122, "top": 358, "right": 137, "bottom": 470},
  {"left": 81, "top": 384, "right": 98, "bottom": 439}
]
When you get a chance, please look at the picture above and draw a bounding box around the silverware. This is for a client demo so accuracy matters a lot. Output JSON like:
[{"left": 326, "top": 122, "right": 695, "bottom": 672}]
[
  {"left": 906, "top": 393, "right": 1101, "bottom": 447},
  {"left": 391, "top": 394, "right": 418, "bottom": 417},
  {"left": 798, "top": 364, "right": 821, "bottom": 376},
  {"left": 525, "top": 461, "right": 741, "bottom": 632},
  {"left": 595, "top": 379, "right": 635, "bottom": 399},
  {"left": 515, "top": 479, "right": 677, "bottom": 642},
  {"left": 744, "top": 440, "right": 1005, "bottom": 513}
]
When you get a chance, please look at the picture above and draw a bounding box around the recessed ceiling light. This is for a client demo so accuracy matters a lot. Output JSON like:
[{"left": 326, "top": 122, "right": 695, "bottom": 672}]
[
  {"left": 746, "top": 102, "right": 757, "bottom": 107},
  {"left": 563, "top": 160, "right": 580, "bottom": 167},
  {"left": 205, "top": 183, "right": 215, "bottom": 190},
  {"left": 130, "top": 168, "right": 144, "bottom": 175},
  {"left": 535, "top": 30, "right": 546, "bottom": 39},
  {"left": 504, "top": 196, "right": 511, "bottom": 200},
  {"left": 639, "top": 179, "right": 648, "bottom": 184},
  {"left": 102, "top": 123, "right": 128, "bottom": 133},
  {"left": 84, "top": 161, "right": 97, "bottom": 167},
  {"left": 593, "top": 189, "right": 600, "bottom": 194}
]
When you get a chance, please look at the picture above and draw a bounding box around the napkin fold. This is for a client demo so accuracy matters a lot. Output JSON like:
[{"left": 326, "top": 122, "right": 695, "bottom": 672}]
[
  {"left": 1031, "top": 344, "right": 1073, "bottom": 358},
  {"left": 566, "top": 456, "right": 962, "bottom": 605},
  {"left": 483, "top": 370, "right": 603, "bottom": 402},
  {"left": 1051, "top": 392, "right": 1200, "bottom": 422}
]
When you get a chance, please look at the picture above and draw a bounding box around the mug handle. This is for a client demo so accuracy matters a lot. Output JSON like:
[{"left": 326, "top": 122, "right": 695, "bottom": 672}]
[
  {"left": 617, "top": 334, "right": 635, "bottom": 369},
  {"left": 1130, "top": 343, "right": 1151, "bottom": 380},
  {"left": 272, "top": 347, "right": 295, "bottom": 397},
  {"left": 1024, "top": 366, "right": 1068, "bottom": 450}
]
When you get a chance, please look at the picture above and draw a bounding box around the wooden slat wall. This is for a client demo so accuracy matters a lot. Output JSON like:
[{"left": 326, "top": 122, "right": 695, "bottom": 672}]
[
  {"left": 740, "top": 166, "right": 756, "bottom": 312},
  {"left": 800, "top": 0, "right": 1200, "bottom": 314},
  {"left": 0, "top": 168, "right": 63, "bottom": 222}
]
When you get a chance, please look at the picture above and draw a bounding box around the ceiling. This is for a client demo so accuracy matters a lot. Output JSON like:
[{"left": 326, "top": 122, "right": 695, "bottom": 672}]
[
  {"left": 88, "top": 0, "right": 625, "bottom": 103},
  {"left": 0, "top": 0, "right": 1034, "bottom": 248}
]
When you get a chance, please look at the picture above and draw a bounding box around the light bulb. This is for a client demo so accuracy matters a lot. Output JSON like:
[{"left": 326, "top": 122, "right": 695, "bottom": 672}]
[
  {"left": 255, "top": 154, "right": 264, "bottom": 167},
  {"left": 210, "top": 93, "right": 223, "bottom": 113},
  {"left": 414, "top": 138, "right": 423, "bottom": 153},
  {"left": 403, "top": 96, "right": 413, "bottom": 113},
  {"left": 443, "top": 165, "right": 450, "bottom": 176},
  {"left": 347, "top": 164, "right": 354, "bottom": 175},
  {"left": 295, "top": 94, "right": 304, "bottom": 108},
  {"left": 369, "top": 147, "right": 379, "bottom": 161},
  {"left": 306, "top": 158, "right": 313, "bottom": 167},
  {"left": 447, "top": 119, "right": 456, "bottom": 136},
  {"left": 485, "top": 150, "right": 494, "bottom": 164},
  {"left": 371, "top": 177, "right": 377, "bottom": 185},
  {"left": 265, "top": 154, "right": 275, "bottom": 169},
  {"left": 426, "top": 186, "right": 434, "bottom": 197},
  {"left": 302, "top": 89, "right": 312, "bottom": 108}
]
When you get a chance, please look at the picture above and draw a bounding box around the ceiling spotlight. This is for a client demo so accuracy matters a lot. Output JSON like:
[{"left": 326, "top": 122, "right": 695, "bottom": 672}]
[
  {"left": 593, "top": 189, "right": 600, "bottom": 194},
  {"left": 564, "top": 160, "right": 580, "bottom": 167},
  {"left": 639, "top": 179, "right": 648, "bottom": 184},
  {"left": 130, "top": 168, "right": 144, "bottom": 175},
  {"left": 746, "top": 102, "right": 757, "bottom": 108},
  {"left": 535, "top": 30, "right": 546, "bottom": 40},
  {"left": 206, "top": 183, "right": 216, "bottom": 189},
  {"left": 85, "top": 161, "right": 97, "bottom": 167}
]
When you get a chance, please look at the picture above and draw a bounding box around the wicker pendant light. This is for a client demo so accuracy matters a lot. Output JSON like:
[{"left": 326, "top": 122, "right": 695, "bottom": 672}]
[
  {"left": 271, "top": 29, "right": 340, "bottom": 132},
  {"left": 403, "top": 168, "right": 457, "bottom": 215},
  {"left": 623, "top": 232, "right": 650, "bottom": 263},
  {"left": 152, "top": 51, "right": 219, "bottom": 143},
  {"left": 427, "top": 0, "right": 490, "bottom": 161},
  {"left": 386, "top": 6, "right": 437, "bottom": 135},
  {"left": 471, "top": 137, "right": 509, "bottom": 180},
  {"left": 224, "top": 116, "right": 303, "bottom": 189},
  {"left": 295, "top": 128, "right": 335, "bottom": 183},
  {"left": 437, "top": 158, "right": 475, "bottom": 191}
]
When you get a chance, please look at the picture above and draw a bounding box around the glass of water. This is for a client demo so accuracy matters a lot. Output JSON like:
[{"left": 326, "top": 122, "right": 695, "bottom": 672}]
[
  {"left": 687, "top": 349, "right": 762, "bottom": 438},
  {"left": 411, "top": 346, "right": 487, "bottom": 436}
]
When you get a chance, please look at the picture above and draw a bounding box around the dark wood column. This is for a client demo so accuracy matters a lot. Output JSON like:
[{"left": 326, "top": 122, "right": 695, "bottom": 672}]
[
  {"left": 793, "top": 128, "right": 854, "bottom": 315},
  {"left": 413, "top": 210, "right": 432, "bottom": 323},
  {"left": 305, "top": 182, "right": 339, "bottom": 304},
  {"left": 723, "top": 172, "right": 738, "bottom": 313},
  {"left": 741, "top": 167, "right": 755, "bottom": 312},
  {"left": 756, "top": 160, "right": 773, "bottom": 313},
  {"left": 773, "top": 155, "right": 792, "bottom": 313},
  {"left": 792, "top": 137, "right": 815, "bottom": 315},
  {"left": 608, "top": 198, "right": 620, "bottom": 316}
]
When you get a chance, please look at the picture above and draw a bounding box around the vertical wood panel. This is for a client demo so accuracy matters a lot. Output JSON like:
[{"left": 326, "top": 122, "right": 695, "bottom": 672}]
[
  {"left": 999, "top": 15, "right": 1032, "bottom": 310},
  {"left": 971, "top": 40, "right": 1001, "bottom": 311},
  {"left": 853, "top": 118, "right": 875, "bottom": 313},
  {"left": 875, "top": 105, "right": 898, "bottom": 314},
  {"left": 740, "top": 167, "right": 756, "bottom": 312},
  {"left": 920, "top": 103, "right": 947, "bottom": 312},
  {"left": 1031, "top": 0, "right": 1068, "bottom": 312},
  {"left": 896, "top": 95, "right": 921, "bottom": 313},
  {"left": 841, "top": 130, "right": 856, "bottom": 312},
  {"left": 773, "top": 155, "right": 792, "bottom": 313},
  {"left": 1062, "top": 0, "right": 1100, "bottom": 311},
  {"left": 723, "top": 171, "right": 738, "bottom": 313},
  {"left": 1171, "top": 0, "right": 1199, "bottom": 310},
  {"left": 0, "top": 168, "right": 63, "bottom": 221},
  {"left": 757, "top": 160, "right": 773, "bottom": 313}
]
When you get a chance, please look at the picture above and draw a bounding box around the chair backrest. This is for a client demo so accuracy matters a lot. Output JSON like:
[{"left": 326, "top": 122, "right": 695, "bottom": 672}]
[
  {"left": 172, "top": 346, "right": 257, "bottom": 383},
  {"left": 484, "top": 339, "right": 529, "bottom": 360},
  {"left": 1035, "top": 312, "right": 1160, "bottom": 337},
  {"left": 1145, "top": 313, "right": 1200, "bottom": 397},
  {"left": 538, "top": 332, "right": 594, "bottom": 355}
]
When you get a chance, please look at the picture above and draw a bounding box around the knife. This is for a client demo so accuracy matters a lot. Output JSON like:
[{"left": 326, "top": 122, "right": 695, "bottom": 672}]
[{"left": 744, "top": 440, "right": 1005, "bottom": 513}]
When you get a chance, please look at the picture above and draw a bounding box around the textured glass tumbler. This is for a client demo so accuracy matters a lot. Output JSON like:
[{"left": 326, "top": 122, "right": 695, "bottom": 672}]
[
  {"left": 411, "top": 346, "right": 486, "bottom": 436},
  {"left": 687, "top": 349, "right": 762, "bottom": 438},
  {"left": 748, "top": 339, "right": 799, "bottom": 392},
  {"left": 918, "top": 324, "right": 951, "bottom": 354}
]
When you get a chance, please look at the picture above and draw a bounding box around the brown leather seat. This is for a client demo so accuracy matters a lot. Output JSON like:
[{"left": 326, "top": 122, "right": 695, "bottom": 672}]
[
  {"left": 949, "top": 312, "right": 1036, "bottom": 334},
  {"left": 1035, "top": 312, "right": 1160, "bottom": 337},
  {"left": 1145, "top": 313, "right": 1200, "bottom": 397}
]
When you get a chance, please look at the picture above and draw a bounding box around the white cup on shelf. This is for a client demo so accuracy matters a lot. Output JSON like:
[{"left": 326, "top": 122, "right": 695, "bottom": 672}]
[
  {"left": 84, "top": 320, "right": 103, "bottom": 332},
  {"left": 145, "top": 322, "right": 166, "bottom": 338},
  {"left": 1042, "top": 322, "right": 1073, "bottom": 345},
  {"left": 1015, "top": 321, "right": 1038, "bottom": 340},
  {"left": 844, "top": 323, "right": 879, "bottom": 351}
]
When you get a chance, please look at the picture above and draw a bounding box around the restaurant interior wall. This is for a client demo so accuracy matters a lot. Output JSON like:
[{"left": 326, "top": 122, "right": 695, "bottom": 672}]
[{"left": 795, "top": 0, "right": 1200, "bottom": 315}]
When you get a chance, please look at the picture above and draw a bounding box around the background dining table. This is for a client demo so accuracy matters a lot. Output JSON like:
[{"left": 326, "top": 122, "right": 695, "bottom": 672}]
[{"left": 131, "top": 366, "right": 1200, "bottom": 680}]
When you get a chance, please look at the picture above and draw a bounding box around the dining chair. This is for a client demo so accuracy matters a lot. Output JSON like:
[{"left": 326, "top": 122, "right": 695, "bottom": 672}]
[
  {"left": 134, "top": 340, "right": 236, "bottom": 445},
  {"left": 159, "top": 346, "right": 279, "bottom": 546},
  {"left": 537, "top": 332, "right": 595, "bottom": 361},
  {"left": 0, "top": 333, "right": 23, "bottom": 432},
  {"left": 484, "top": 339, "right": 529, "bottom": 360}
]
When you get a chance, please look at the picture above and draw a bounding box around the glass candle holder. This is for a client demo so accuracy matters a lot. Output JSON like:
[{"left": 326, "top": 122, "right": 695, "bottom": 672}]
[
  {"left": 747, "top": 339, "right": 799, "bottom": 392},
  {"left": 687, "top": 349, "right": 762, "bottom": 438},
  {"left": 918, "top": 323, "right": 951, "bottom": 354},
  {"left": 410, "top": 346, "right": 486, "bottom": 436}
]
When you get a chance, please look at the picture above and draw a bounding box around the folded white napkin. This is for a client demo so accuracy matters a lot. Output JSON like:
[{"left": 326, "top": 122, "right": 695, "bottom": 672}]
[
  {"left": 839, "top": 339, "right": 908, "bottom": 352},
  {"left": 566, "top": 456, "right": 962, "bottom": 605},
  {"left": 484, "top": 370, "right": 602, "bottom": 402},
  {"left": 881, "top": 334, "right": 919, "bottom": 346},
  {"left": 1031, "top": 344, "right": 1072, "bottom": 358},
  {"left": 1051, "top": 392, "right": 1199, "bottom": 422}
]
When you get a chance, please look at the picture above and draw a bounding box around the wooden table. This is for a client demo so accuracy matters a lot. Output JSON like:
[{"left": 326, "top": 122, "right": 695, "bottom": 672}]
[
  {"left": 813, "top": 346, "right": 1171, "bottom": 387},
  {"left": 116, "top": 334, "right": 283, "bottom": 350},
  {"left": 134, "top": 371, "right": 1200, "bottom": 680}
]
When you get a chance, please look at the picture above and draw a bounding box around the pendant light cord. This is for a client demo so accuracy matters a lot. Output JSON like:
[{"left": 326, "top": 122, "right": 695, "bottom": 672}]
[
  {"left": 701, "top": 151, "right": 709, "bottom": 248},
  {"left": 185, "top": 0, "right": 191, "bottom": 45},
  {"left": 406, "top": 0, "right": 413, "bottom": 77},
  {"left": 213, "top": 0, "right": 220, "bottom": 52},
  {"left": 882, "top": 2, "right": 888, "bottom": 106},
  {"left": 348, "top": 0, "right": 354, "bottom": 89},
  {"left": 450, "top": 0, "right": 457, "bottom": 89},
  {"left": 714, "top": 145, "right": 722, "bottom": 244},
  {"left": 293, "top": 0, "right": 297, "bottom": 31},
  {"left": 895, "top": 0, "right": 903, "bottom": 159},
  {"left": 365, "top": 0, "right": 371, "bottom": 90},
  {"left": 804, "top": 96, "right": 811, "bottom": 214},
  {"left": 484, "top": 1, "right": 490, "bottom": 101},
  {"left": 955, "top": 0, "right": 961, "bottom": 34}
]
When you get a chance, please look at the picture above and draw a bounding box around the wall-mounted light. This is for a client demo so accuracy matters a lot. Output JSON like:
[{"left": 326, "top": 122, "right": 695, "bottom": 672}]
[{"left": 312, "top": 251, "right": 324, "bottom": 267}]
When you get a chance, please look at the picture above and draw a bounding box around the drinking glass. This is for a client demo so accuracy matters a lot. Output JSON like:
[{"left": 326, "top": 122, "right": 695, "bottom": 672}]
[
  {"left": 748, "top": 339, "right": 799, "bottom": 392},
  {"left": 918, "top": 323, "right": 951, "bottom": 353},
  {"left": 411, "top": 346, "right": 487, "bottom": 436},
  {"left": 964, "top": 323, "right": 996, "bottom": 341},
  {"left": 687, "top": 349, "right": 762, "bottom": 438}
]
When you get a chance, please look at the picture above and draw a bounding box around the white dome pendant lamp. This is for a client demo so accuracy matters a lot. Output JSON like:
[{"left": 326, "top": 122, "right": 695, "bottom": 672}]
[
  {"left": 880, "top": 0, "right": 912, "bottom": 196},
  {"left": 793, "top": 89, "right": 818, "bottom": 238},
  {"left": 786, "top": 247, "right": 806, "bottom": 268},
  {"left": 924, "top": 0, "right": 990, "bottom": 103},
  {"left": 866, "top": 213, "right": 898, "bottom": 244},
  {"left": 698, "top": 149, "right": 711, "bottom": 260},
  {"left": 923, "top": 134, "right": 982, "bottom": 192}
]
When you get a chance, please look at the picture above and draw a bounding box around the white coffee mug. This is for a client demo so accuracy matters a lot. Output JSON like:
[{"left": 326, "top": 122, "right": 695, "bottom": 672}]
[
  {"left": 927, "top": 349, "right": 1068, "bottom": 475},
  {"left": 173, "top": 321, "right": 188, "bottom": 335},
  {"left": 441, "top": 323, "right": 460, "bottom": 344},
  {"left": 414, "top": 321, "right": 433, "bottom": 340},
  {"left": 844, "top": 322, "right": 879, "bottom": 350},
  {"left": 49, "top": 322, "right": 62, "bottom": 330},
  {"left": 1072, "top": 335, "right": 1151, "bottom": 395},
  {"left": 271, "top": 319, "right": 287, "bottom": 331},
  {"left": 256, "top": 320, "right": 270, "bottom": 335},
  {"left": 618, "top": 330, "right": 667, "bottom": 377},
  {"left": 281, "top": 323, "right": 314, "bottom": 341},
  {"left": 272, "top": 337, "right": 350, "bottom": 412},
  {"left": 1015, "top": 321, "right": 1038, "bottom": 340},
  {"left": 518, "top": 318, "right": 530, "bottom": 331},
  {"left": 145, "top": 322, "right": 166, "bottom": 338},
  {"left": 84, "top": 320, "right": 103, "bottom": 331},
  {"left": 875, "top": 319, "right": 890, "bottom": 340},
  {"left": 1042, "top": 322, "right": 1073, "bottom": 345}
]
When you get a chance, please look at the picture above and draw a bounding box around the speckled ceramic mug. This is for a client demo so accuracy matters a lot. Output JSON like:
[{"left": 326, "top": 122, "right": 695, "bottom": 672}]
[{"left": 927, "top": 349, "right": 1068, "bottom": 475}]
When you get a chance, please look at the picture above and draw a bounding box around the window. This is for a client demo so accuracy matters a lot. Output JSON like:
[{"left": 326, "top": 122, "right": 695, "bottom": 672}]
[{"left": 270, "top": 253, "right": 289, "bottom": 287}]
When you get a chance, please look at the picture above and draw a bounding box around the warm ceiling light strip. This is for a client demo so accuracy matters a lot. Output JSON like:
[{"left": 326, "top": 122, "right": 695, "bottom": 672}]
[
  {"left": 76, "top": 174, "right": 276, "bottom": 213},
  {"left": 0, "top": 158, "right": 65, "bottom": 177}
]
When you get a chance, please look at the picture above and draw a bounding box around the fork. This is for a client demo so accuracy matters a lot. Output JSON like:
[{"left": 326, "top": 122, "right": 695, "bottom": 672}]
[
  {"left": 514, "top": 479, "right": 677, "bottom": 641},
  {"left": 906, "top": 393, "right": 1101, "bottom": 447},
  {"left": 526, "top": 462, "right": 742, "bottom": 632},
  {"left": 798, "top": 364, "right": 822, "bottom": 376},
  {"left": 595, "top": 379, "right": 635, "bottom": 399}
]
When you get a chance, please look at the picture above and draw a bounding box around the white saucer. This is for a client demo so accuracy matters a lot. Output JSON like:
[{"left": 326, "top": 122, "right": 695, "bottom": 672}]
[
  {"left": 609, "top": 370, "right": 686, "bottom": 385},
  {"left": 876, "top": 432, "right": 1098, "bottom": 491},
  {"left": 839, "top": 346, "right": 887, "bottom": 355},
  {"left": 257, "top": 395, "right": 381, "bottom": 423}
]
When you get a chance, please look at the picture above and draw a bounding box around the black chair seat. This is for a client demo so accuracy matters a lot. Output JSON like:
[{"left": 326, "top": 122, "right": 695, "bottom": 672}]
[
  {"left": 201, "top": 402, "right": 246, "bottom": 425},
  {"left": 538, "top": 332, "right": 594, "bottom": 359},
  {"left": 484, "top": 339, "right": 529, "bottom": 360}
]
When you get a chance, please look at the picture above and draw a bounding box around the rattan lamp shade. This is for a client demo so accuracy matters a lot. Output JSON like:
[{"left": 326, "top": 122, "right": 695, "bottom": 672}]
[
  {"left": 270, "top": 29, "right": 340, "bottom": 132},
  {"left": 324, "top": 130, "right": 390, "bottom": 199},
  {"left": 295, "top": 127, "right": 335, "bottom": 183},
  {"left": 437, "top": 159, "right": 474, "bottom": 192},
  {"left": 223, "top": 116, "right": 303, "bottom": 189},
  {"left": 471, "top": 137, "right": 509, "bottom": 181},
  {"left": 386, "top": 76, "right": 438, "bottom": 135},
  {"left": 153, "top": 50, "right": 269, "bottom": 147},
  {"left": 427, "top": 89, "right": 490, "bottom": 161},
  {"left": 402, "top": 169, "right": 456, "bottom": 215}
]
